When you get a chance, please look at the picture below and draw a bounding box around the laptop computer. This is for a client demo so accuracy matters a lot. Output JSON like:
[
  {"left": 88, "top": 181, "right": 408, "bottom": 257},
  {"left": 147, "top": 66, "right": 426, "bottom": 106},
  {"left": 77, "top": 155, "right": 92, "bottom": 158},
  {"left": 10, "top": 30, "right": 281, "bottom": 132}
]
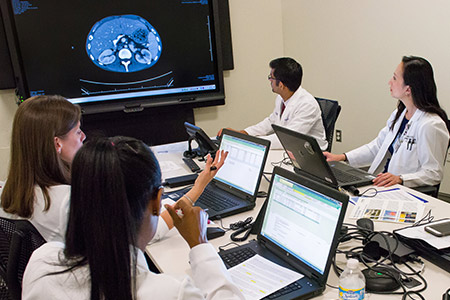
[
  {"left": 272, "top": 124, "right": 375, "bottom": 188},
  {"left": 219, "top": 166, "right": 348, "bottom": 300},
  {"left": 194, "top": 129, "right": 271, "bottom": 220}
]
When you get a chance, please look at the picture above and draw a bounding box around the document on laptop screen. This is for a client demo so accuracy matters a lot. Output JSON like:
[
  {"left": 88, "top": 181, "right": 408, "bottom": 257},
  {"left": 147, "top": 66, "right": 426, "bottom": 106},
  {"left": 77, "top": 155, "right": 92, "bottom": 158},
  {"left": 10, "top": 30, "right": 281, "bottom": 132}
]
[
  {"left": 261, "top": 174, "right": 343, "bottom": 274},
  {"left": 214, "top": 134, "right": 267, "bottom": 195}
]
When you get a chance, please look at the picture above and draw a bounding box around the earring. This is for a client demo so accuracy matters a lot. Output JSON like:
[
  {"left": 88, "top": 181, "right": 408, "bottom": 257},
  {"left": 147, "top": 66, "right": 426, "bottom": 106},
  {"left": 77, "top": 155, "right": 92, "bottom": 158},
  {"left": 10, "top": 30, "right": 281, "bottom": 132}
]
[{"left": 152, "top": 209, "right": 158, "bottom": 216}]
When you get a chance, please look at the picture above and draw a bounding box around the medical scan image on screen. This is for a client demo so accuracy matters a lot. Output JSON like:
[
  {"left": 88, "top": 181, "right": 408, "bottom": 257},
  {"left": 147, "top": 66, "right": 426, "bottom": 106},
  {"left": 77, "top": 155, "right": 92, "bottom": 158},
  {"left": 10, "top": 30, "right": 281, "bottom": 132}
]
[
  {"left": 86, "top": 15, "right": 162, "bottom": 73},
  {"left": 5, "top": 0, "right": 222, "bottom": 110}
]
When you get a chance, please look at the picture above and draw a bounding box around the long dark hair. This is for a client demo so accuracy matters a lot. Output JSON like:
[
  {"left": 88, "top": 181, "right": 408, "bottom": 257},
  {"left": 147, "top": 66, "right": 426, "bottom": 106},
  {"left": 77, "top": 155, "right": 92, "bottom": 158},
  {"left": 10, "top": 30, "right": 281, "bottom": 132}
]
[
  {"left": 63, "top": 136, "right": 161, "bottom": 300},
  {"left": 391, "top": 56, "right": 449, "bottom": 132},
  {"left": 1, "top": 95, "right": 81, "bottom": 217}
]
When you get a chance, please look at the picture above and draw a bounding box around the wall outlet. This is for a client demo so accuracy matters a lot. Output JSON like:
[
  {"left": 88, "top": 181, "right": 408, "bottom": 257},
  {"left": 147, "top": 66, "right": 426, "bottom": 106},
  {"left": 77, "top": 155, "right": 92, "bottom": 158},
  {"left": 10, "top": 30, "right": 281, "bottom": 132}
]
[{"left": 335, "top": 130, "right": 342, "bottom": 142}]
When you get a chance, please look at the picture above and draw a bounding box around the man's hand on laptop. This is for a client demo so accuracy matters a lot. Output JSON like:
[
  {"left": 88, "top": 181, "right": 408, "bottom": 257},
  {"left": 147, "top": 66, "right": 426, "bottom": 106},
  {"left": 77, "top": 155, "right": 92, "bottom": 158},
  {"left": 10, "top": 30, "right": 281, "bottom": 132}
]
[
  {"left": 217, "top": 128, "right": 248, "bottom": 138},
  {"left": 372, "top": 172, "right": 402, "bottom": 187},
  {"left": 323, "top": 151, "right": 346, "bottom": 162}
]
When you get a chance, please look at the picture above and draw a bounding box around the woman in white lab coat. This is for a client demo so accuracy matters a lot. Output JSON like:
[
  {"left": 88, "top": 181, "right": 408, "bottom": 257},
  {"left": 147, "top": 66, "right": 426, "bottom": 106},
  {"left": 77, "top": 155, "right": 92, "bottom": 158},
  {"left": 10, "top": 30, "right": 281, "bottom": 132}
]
[
  {"left": 324, "top": 56, "right": 449, "bottom": 187},
  {"left": 22, "top": 137, "right": 243, "bottom": 300}
]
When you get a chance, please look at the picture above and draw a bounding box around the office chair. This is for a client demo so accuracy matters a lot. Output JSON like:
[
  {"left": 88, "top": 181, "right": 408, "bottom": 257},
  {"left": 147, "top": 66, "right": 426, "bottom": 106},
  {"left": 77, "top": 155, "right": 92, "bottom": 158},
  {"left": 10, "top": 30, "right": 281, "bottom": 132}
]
[
  {"left": 411, "top": 185, "right": 440, "bottom": 198},
  {"left": 411, "top": 133, "right": 450, "bottom": 199},
  {"left": 0, "top": 217, "right": 46, "bottom": 300},
  {"left": 315, "top": 97, "right": 341, "bottom": 152}
]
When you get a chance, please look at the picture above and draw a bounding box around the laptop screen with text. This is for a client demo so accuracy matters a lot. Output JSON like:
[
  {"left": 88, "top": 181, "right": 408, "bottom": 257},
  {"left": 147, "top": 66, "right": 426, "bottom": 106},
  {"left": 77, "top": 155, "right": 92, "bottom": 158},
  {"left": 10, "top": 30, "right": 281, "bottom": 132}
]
[
  {"left": 215, "top": 134, "right": 267, "bottom": 195},
  {"left": 261, "top": 173, "right": 344, "bottom": 275}
]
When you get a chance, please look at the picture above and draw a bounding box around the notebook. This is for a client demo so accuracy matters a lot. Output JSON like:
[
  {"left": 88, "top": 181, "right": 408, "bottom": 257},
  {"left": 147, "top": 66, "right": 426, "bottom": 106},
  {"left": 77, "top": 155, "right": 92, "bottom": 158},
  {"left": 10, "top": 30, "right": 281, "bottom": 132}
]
[
  {"left": 272, "top": 124, "right": 375, "bottom": 188},
  {"left": 219, "top": 166, "right": 348, "bottom": 300},
  {"left": 194, "top": 129, "right": 270, "bottom": 220}
]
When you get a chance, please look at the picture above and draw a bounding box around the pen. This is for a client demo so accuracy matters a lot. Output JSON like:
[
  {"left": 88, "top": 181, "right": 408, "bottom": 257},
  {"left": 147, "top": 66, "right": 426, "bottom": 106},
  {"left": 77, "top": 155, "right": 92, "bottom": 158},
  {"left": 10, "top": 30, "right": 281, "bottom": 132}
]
[
  {"left": 210, "top": 166, "right": 217, "bottom": 171},
  {"left": 407, "top": 192, "right": 429, "bottom": 203},
  {"left": 377, "top": 187, "right": 400, "bottom": 193}
]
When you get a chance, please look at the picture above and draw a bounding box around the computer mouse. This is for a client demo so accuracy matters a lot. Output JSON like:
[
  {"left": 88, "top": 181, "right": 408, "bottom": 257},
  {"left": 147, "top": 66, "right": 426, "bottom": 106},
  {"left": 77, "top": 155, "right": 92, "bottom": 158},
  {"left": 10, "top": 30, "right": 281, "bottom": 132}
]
[
  {"left": 357, "top": 218, "right": 374, "bottom": 231},
  {"left": 362, "top": 267, "right": 401, "bottom": 292},
  {"left": 207, "top": 227, "right": 225, "bottom": 240}
]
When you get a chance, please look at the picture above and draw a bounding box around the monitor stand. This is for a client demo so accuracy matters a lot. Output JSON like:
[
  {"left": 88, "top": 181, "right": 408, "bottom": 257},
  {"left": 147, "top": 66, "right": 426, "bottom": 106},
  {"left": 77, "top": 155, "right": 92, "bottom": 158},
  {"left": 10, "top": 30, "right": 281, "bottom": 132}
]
[{"left": 82, "top": 106, "right": 194, "bottom": 146}]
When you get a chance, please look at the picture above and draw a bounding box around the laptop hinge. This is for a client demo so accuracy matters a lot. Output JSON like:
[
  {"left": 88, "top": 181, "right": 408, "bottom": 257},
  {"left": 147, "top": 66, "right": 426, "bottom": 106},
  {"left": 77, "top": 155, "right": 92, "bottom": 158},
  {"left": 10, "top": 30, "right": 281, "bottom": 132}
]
[
  {"left": 259, "top": 239, "right": 266, "bottom": 247},
  {"left": 311, "top": 273, "right": 320, "bottom": 281}
]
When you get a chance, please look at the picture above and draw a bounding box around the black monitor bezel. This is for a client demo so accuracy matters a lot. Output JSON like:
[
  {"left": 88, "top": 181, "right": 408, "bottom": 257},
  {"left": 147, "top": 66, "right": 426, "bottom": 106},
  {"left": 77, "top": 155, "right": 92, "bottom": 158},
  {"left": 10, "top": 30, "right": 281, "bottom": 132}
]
[{"left": 0, "top": 0, "right": 226, "bottom": 114}]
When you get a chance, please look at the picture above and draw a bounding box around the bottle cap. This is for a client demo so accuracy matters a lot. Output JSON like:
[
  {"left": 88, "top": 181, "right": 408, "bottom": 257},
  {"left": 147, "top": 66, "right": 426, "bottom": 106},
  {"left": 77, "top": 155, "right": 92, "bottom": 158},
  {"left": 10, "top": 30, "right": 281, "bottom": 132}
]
[{"left": 347, "top": 258, "right": 359, "bottom": 269}]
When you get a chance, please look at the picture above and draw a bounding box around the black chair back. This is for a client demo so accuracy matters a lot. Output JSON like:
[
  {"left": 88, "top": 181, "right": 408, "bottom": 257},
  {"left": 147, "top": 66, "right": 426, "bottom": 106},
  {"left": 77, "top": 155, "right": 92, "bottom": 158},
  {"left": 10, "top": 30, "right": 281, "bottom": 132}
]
[
  {"left": 316, "top": 97, "right": 341, "bottom": 152},
  {"left": 0, "top": 217, "right": 46, "bottom": 300}
]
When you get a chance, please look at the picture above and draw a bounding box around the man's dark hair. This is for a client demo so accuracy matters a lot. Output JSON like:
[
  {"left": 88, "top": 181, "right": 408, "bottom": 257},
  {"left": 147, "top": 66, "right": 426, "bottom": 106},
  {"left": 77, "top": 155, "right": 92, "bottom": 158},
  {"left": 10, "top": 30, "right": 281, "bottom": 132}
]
[{"left": 269, "top": 57, "right": 303, "bottom": 92}]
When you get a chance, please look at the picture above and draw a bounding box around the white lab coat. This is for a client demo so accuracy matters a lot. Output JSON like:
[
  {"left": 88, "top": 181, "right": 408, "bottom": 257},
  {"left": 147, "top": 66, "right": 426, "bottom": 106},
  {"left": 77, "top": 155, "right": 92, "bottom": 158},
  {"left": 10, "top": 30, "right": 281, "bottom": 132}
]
[
  {"left": 0, "top": 184, "right": 71, "bottom": 242},
  {"left": 245, "top": 86, "right": 328, "bottom": 150},
  {"left": 346, "top": 109, "right": 449, "bottom": 187},
  {"left": 22, "top": 242, "right": 244, "bottom": 299}
]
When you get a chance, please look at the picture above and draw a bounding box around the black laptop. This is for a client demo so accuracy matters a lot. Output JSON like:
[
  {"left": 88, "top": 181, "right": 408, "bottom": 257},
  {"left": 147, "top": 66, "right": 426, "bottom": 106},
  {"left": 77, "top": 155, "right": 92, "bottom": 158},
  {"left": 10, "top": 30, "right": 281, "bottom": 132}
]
[
  {"left": 272, "top": 124, "right": 375, "bottom": 188},
  {"left": 194, "top": 129, "right": 270, "bottom": 220},
  {"left": 219, "top": 167, "right": 348, "bottom": 300}
]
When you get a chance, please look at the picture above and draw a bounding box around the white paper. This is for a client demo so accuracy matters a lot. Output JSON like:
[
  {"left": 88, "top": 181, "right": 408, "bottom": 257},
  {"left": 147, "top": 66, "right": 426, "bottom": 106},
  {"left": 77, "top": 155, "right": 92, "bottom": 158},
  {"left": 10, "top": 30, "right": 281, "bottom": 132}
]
[
  {"left": 350, "top": 189, "right": 425, "bottom": 224},
  {"left": 151, "top": 141, "right": 188, "bottom": 154},
  {"left": 228, "top": 254, "right": 303, "bottom": 300},
  {"left": 395, "top": 219, "right": 450, "bottom": 250},
  {"left": 158, "top": 160, "right": 182, "bottom": 173}
]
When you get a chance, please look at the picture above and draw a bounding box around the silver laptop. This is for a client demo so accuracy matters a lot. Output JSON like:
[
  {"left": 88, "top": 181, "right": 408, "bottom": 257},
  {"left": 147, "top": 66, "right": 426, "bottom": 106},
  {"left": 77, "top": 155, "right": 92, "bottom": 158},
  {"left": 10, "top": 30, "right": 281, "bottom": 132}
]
[
  {"left": 272, "top": 124, "right": 375, "bottom": 188},
  {"left": 219, "top": 166, "right": 348, "bottom": 299},
  {"left": 194, "top": 129, "right": 270, "bottom": 219}
]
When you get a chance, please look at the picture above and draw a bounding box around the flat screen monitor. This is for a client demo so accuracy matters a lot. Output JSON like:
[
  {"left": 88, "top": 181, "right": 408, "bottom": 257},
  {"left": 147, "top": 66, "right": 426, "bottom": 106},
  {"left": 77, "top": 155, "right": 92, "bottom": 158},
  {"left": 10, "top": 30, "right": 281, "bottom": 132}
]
[{"left": 1, "top": 0, "right": 225, "bottom": 114}]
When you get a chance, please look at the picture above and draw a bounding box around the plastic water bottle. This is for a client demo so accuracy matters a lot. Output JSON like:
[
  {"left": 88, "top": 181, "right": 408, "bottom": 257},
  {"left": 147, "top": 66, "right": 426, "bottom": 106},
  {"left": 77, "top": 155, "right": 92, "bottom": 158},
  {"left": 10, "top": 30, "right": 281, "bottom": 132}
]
[{"left": 339, "top": 258, "right": 365, "bottom": 300}]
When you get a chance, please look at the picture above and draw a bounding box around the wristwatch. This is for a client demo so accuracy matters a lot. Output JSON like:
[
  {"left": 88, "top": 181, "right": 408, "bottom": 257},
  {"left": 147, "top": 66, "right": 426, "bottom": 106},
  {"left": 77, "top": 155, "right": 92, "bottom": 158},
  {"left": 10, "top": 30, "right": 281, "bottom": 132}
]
[{"left": 399, "top": 175, "right": 404, "bottom": 184}]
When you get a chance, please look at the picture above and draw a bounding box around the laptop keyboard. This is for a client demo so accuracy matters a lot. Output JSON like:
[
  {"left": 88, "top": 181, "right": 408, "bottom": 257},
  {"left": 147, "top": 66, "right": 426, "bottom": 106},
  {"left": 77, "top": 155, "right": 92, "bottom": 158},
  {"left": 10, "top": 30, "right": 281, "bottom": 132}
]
[
  {"left": 332, "top": 167, "right": 361, "bottom": 184},
  {"left": 266, "top": 281, "right": 303, "bottom": 299},
  {"left": 196, "top": 187, "right": 241, "bottom": 212},
  {"left": 219, "top": 248, "right": 303, "bottom": 299},
  {"left": 220, "top": 247, "right": 257, "bottom": 268}
]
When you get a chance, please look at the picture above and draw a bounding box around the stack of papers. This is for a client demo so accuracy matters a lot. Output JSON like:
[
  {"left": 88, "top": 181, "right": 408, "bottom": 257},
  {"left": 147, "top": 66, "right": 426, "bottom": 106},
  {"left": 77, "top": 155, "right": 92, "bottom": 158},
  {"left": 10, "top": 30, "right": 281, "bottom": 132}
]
[{"left": 350, "top": 188, "right": 426, "bottom": 223}]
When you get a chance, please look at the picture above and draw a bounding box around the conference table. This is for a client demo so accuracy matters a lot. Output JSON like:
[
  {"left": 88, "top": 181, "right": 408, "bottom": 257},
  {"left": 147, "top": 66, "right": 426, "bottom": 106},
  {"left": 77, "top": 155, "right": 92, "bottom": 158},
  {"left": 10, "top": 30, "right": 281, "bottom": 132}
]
[{"left": 147, "top": 141, "right": 450, "bottom": 299}]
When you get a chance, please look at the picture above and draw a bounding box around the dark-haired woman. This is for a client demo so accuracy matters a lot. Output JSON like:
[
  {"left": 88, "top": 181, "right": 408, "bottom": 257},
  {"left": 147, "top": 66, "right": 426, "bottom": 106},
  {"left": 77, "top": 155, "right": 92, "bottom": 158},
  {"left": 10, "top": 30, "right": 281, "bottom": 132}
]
[
  {"left": 324, "top": 56, "right": 449, "bottom": 187},
  {"left": 0, "top": 95, "right": 85, "bottom": 241},
  {"left": 22, "top": 137, "right": 242, "bottom": 299}
]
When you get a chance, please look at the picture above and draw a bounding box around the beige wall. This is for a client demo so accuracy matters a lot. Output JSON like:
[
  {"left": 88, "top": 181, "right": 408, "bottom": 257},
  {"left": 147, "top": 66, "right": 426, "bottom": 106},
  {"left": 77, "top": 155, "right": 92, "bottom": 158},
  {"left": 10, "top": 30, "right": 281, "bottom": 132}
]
[
  {"left": 281, "top": 0, "right": 450, "bottom": 193},
  {"left": 0, "top": 90, "right": 16, "bottom": 180},
  {"left": 194, "top": 0, "right": 284, "bottom": 134}
]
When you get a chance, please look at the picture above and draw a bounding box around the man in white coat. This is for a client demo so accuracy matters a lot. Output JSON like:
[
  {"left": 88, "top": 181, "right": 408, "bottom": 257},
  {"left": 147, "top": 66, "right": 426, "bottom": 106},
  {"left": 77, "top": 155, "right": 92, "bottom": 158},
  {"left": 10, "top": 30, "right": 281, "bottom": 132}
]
[{"left": 219, "top": 57, "right": 327, "bottom": 150}]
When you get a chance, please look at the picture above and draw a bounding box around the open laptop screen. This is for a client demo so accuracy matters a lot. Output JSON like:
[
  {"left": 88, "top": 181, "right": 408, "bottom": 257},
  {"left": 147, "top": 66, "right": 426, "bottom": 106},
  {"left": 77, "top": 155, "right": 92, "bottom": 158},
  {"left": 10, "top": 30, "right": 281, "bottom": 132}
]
[
  {"left": 260, "top": 173, "right": 344, "bottom": 275},
  {"left": 215, "top": 133, "right": 267, "bottom": 195}
]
